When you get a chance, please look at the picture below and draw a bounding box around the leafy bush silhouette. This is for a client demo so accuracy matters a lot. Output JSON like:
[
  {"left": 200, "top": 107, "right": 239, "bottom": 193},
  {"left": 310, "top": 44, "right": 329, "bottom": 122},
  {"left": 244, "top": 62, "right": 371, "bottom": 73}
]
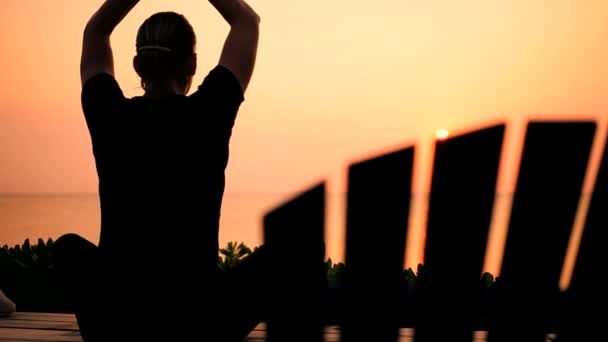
[{"left": 1, "top": 237, "right": 498, "bottom": 327}]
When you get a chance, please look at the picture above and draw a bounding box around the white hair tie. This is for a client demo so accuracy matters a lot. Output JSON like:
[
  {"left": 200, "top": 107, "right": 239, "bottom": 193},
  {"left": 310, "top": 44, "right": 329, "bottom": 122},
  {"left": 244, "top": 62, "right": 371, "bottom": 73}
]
[{"left": 137, "top": 45, "right": 172, "bottom": 53}]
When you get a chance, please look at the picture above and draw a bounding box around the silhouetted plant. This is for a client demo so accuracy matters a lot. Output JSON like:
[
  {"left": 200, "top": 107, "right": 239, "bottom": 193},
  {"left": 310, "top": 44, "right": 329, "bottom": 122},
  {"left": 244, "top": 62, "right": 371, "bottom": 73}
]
[
  {"left": 481, "top": 272, "right": 494, "bottom": 289},
  {"left": 0, "top": 238, "right": 59, "bottom": 312},
  {"left": 402, "top": 267, "right": 418, "bottom": 296},
  {"left": 0, "top": 238, "right": 55, "bottom": 271},
  {"left": 325, "top": 258, "right": 345, "bottom": 288},
  {"left": 218, "top": 241, "right": 253, "bottom": 271},
  {"left": 0, "top": 237, "right": 500, "bottom": 321}
]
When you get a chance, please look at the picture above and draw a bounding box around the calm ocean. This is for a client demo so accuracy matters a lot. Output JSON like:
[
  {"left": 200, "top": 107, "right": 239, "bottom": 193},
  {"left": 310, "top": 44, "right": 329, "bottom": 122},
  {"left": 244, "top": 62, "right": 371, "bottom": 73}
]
[
  {"left": 0, "top": 192, "right": 567, "bottom": 275},
  {"left": 0, "top": 192, "right": 287, "bottom": 254}
]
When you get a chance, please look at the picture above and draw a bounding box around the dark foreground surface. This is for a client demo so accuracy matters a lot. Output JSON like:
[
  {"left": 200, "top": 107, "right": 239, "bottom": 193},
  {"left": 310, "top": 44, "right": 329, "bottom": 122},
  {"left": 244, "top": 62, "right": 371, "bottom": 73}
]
[{"left": 0, "top": 312, "right": 514, "bottom": 342}]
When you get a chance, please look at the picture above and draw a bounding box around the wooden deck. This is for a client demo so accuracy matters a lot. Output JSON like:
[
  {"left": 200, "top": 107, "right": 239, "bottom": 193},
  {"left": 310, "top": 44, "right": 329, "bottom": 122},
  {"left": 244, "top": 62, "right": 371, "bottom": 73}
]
[
  {"left": 0, "top": 312, "right": 81, "bottom": 342},
  {"left": 0, "top": 312, "right": 274, "bottom": 342},
  {"left": 0, "top": 312, "right": 508, "bottom": 341}
]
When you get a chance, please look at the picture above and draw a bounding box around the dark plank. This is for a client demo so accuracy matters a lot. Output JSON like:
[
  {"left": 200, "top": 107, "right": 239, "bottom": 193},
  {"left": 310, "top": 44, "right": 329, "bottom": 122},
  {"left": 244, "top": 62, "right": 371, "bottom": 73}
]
[
  {"left": 415, "top": 125, "right": 505, "bottom": 342},
  {"left": 263, "top": 183, "right": 326, "bottom": 342},
  {"left": 0, "top": 314, "right": 477, "bottom": 342},
  {"left": 0, "top": 327, "right": 81, "bottom": 341},
  {"left": 559, "top": 132, "right": 608, "bottom": 341},
  {"left": 3, "top": 313, "right": 76, "bottom": 323},
  {"left": 0, "top": 319, "right": 78, "bottom": 331},
  {"left": 341, "top": 147, "right": 414, "bottom": 342},
  {"left": 487, "top": 121, "right": 596, "bottom": 342},
  {"left": 0, "top": 313, "right": 273, "bottom": 341}
]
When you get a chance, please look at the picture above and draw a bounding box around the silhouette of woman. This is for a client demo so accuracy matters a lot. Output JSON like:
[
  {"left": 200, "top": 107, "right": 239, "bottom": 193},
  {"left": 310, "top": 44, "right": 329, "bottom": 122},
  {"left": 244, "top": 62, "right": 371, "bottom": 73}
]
[{"left": 52, "top": 1, "right": 271, "bottom": 341}]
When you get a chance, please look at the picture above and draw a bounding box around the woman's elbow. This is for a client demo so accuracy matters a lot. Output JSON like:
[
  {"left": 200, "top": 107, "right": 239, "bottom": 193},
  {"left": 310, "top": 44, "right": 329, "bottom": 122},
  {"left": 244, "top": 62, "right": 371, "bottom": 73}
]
[
  {"left": 83, "top": 19, "right": 112, "bottom": 38},
  {"left": 252, "top": 11, "right": 261, "bottom": 25},
  {"left": 241, "top": 2, "right": 261, "bottom": 26}
]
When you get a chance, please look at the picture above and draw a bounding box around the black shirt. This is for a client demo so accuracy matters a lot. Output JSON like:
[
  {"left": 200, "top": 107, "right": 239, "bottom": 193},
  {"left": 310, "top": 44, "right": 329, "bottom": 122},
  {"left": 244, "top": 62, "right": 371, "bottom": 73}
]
[{"left": 81, "top": 65, "right": 244, "bottom": 276}]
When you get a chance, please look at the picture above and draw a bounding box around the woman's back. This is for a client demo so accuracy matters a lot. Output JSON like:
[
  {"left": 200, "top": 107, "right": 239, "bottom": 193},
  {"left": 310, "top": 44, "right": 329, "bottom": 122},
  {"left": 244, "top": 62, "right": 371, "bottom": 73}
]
[
  {"left": 82, "top": 66, "right": 244, "bottom": 277},
  {"left": 54, "top": 1, "right": 261, "bottom": 340}
]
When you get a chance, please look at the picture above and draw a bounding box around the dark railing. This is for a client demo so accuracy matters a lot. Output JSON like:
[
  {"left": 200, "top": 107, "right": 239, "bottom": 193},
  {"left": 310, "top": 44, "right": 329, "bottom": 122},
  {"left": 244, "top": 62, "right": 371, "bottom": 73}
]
[
  {"left": 262, "top": 120, "right": 607, "bottom": 342},
  {"left": 0, "top": 120, "right": 604, "bottom": 341}
]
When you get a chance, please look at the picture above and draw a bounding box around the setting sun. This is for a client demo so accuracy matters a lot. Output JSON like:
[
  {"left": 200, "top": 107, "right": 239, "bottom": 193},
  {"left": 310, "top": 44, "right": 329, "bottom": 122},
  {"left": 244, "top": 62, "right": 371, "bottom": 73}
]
[{"left": 435, "top": 129, "right": 449, "bottom": 140}]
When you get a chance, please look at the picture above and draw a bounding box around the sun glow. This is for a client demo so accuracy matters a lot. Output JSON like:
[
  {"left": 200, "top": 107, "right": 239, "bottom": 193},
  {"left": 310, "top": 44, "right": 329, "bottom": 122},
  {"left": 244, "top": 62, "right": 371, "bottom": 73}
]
[{"left": 435, "top": 129, "right": 449, "bottom": 140}]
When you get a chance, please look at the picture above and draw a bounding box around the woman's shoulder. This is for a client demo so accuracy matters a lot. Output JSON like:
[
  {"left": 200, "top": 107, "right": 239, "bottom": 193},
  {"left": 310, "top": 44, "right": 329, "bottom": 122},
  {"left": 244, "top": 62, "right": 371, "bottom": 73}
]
[
  {"left": 189, "top": 65, "right": 244, "bottom": 104},
  {"left": 82, "top": 72, "right": 125, "bottom": 101}
]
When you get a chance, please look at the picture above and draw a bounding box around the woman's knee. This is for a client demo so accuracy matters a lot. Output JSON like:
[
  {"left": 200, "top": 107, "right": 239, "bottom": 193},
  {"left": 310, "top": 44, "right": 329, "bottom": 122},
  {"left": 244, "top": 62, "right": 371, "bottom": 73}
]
[
  {"left": 55, "top": 233, "right": 88, "bottom": 246},
  {"left": 53, "top": 234, "right": 96, "bottom": 267}
]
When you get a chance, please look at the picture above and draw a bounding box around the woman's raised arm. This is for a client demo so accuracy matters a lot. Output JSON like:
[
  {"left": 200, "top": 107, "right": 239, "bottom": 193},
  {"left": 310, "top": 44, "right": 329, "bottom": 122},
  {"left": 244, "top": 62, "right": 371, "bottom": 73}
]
[
  {"left": 209, "top": 0, "right": 260, "bottom": 93},
  {"left": 81, "top": 0, "right": 140, "bottom": 85}
]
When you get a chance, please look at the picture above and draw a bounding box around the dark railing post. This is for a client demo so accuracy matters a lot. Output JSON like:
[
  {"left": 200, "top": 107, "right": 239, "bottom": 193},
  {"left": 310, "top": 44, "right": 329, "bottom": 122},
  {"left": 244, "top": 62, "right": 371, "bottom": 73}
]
[
  {"left": 415, "top": 125, "right": 505, "bottom": 342},
  {"left": 487, "top": 122, "right": 596, "bottom": 342},
  {"left": 341, "top": 147, "right": 414, "bottom": 342},
  {"left": 263, "top": 183, "right": 326, "bottom": 342},
  {"left": 559, "top": 133, "right": 608, "bottom": 341}
]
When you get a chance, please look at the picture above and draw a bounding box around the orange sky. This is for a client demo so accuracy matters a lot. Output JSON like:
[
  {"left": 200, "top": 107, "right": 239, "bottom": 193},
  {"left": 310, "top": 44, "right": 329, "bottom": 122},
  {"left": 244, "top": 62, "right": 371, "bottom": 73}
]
[{"left": 1, "top": 0, "right": 607, "bottom": 282}]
